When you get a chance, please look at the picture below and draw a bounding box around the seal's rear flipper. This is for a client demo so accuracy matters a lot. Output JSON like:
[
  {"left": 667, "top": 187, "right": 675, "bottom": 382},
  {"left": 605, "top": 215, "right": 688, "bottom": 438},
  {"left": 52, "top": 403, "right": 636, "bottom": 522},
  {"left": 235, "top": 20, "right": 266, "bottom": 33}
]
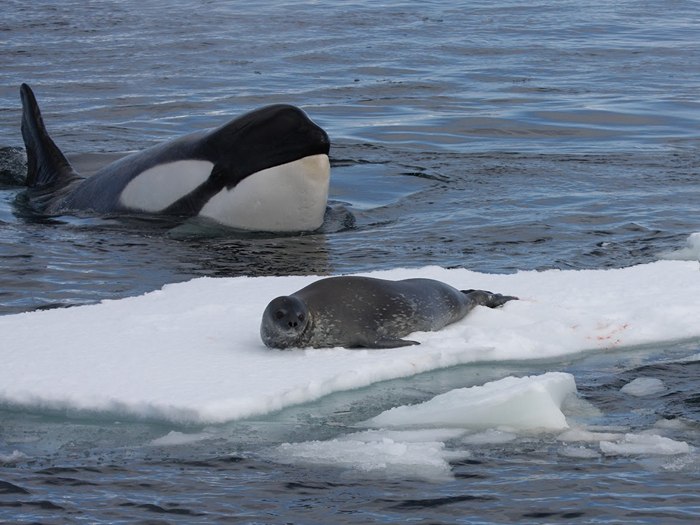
[
  {"left": 20, "top": 83, "right": 78, "bottom": 188},
  {"left": 367, "top": 338, "right": 420, "bottom": 349},
  {"left": 461, "top": 290, "right": 518, "bottom": 308}
]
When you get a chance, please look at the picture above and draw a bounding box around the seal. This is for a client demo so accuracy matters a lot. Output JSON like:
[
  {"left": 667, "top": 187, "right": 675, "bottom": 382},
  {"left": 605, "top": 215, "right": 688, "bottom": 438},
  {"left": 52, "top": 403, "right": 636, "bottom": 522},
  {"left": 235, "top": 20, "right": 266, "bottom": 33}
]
[
  {"left": 19, "top": 83, "right": 330, "bottom": 231},
  {"left": 260, "top": 276, "right": 517, "bottom": 349}
]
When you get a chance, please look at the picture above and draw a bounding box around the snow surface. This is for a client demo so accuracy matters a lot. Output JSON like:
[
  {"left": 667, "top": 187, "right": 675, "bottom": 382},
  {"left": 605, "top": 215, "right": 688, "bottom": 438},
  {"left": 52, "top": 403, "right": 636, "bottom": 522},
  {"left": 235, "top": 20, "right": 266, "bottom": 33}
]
[{"left": 1, "top": 260, "right": 700, "bottom": 424}]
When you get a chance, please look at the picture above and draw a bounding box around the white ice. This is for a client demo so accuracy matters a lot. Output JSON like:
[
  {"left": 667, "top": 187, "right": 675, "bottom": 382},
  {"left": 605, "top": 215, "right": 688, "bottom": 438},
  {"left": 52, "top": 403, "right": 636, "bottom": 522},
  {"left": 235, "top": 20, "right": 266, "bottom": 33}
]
[
  {"left": 1, "top": 260, "right": 700, "bottom": 425},
  {"left": 364, "top": 372, "right": 576, "bottom": 431},
  {"left": 620, "top": 377, "right": 667, "bottom": 397},
  {"left": 600, "top": 433, "right": 691, "bottom": 456},
  {"left": 272, "top": 372, "right": 575, "bottom": 481},
  {"left": 558, "top": 426, "right": 691, "bottom": 458},
  {"left": 270, "top": 429, "right": 467, "bottom": 482},
  {"left": 0, "top": 450, "right": 26, "bottom": 465},
  {"left": 150, "top": 431, "right": 215, "bottom": 446},
  {"left": 659, "top": 232, "right": 700, "bottom": 261},
  {"left": 272, "top": 370, "right": 694, "bottom": 479}
]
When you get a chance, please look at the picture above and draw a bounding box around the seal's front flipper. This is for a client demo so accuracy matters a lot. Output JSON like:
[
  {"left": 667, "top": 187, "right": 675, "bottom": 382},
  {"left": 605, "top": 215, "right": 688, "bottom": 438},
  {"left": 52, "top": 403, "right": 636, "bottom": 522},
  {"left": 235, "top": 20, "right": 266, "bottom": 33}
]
[
  {"left": 368, "top": 338, "right": 420, "bottom": 349},
  {"left": 461, "top": 290, "right": 518, "bottom": 309}
]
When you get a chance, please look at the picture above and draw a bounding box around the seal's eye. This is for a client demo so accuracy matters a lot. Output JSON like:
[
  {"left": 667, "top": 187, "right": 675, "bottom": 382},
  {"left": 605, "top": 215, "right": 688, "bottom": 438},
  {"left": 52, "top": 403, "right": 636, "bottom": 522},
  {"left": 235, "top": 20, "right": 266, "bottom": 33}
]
[
  {"left": 275, "top": 310, "right": 285, "bottom": 320},
  {"left": 298, "top": 313, "right": 305, "bottom": 322}
]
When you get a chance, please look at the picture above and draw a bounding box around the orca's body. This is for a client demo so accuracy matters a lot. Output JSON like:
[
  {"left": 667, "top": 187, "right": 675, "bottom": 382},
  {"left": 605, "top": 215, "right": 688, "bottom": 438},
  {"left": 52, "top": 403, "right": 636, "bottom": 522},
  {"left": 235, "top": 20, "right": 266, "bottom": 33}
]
[{"left": 20, "top": 84, "right": 331, "bottom": 231}]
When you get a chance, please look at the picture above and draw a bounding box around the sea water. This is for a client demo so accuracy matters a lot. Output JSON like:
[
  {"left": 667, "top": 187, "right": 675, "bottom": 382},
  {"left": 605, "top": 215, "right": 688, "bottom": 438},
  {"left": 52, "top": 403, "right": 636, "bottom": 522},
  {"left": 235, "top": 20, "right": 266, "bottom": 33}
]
[{"left": 1, "top": 1, "right": 700, "bottom": 523}]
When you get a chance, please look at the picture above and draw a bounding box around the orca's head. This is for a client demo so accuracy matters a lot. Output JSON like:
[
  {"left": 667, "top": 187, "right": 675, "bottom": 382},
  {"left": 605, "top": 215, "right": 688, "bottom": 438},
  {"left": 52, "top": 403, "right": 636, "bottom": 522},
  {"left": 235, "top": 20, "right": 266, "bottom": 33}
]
[
  {"left": 123, "top": 105, "right": 332, "bottom": 232},
  {"left": 206, "top": 104, "right": 330, "bottom": 184},
  {"left": 260, "top": 295, "right": 311, "bottom": 349},
  {"left": 195, "top": 105, "right": 331, "bottom": 231}
]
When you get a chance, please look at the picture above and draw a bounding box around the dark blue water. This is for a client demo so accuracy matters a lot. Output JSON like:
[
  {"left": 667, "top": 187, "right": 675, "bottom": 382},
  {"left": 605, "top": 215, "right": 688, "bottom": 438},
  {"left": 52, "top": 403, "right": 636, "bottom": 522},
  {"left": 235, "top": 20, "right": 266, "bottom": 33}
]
[{"left": 2, "top": 1, "right": 700, "bottom": 523}]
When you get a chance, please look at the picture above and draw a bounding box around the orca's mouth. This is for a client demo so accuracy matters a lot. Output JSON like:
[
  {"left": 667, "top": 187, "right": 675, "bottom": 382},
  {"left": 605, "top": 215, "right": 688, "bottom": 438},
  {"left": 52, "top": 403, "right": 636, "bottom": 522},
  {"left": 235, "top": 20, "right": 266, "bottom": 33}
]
[{"left": 197, "top": 153, "right": 330, "bottom": 232}]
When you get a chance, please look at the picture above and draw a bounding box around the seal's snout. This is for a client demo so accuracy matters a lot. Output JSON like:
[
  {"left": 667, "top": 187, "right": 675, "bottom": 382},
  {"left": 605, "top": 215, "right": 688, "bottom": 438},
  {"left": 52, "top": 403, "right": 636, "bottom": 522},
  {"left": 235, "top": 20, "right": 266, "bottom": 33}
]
[
  {"left": 273, "top": 308, "right": 304, "bottom": 329},
  {"left": 279, "top": 309, "right": 298, "bottom": 329}
]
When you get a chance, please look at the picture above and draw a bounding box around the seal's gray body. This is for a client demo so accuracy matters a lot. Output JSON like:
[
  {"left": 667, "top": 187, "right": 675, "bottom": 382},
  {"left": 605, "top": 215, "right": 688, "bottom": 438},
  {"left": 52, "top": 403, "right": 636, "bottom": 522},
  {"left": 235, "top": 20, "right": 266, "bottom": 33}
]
[{"left": 260, "top": 276, "right": 516, "bottom": 349}]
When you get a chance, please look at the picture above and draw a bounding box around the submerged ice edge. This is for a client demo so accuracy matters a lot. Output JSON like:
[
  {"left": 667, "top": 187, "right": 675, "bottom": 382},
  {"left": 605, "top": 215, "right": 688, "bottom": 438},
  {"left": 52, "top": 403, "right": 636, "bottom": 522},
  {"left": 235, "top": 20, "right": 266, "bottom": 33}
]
[
  {"left": 266, "top": 372, "right": 695, "bottom": 481},
  {"left": 268, "top": 372, "right": 578, "bottom": 481},
  {"left": 658, "top": 232, "right": 700, "bottom": 261},
  {"left": 1, "top": 260, "right": 700, "bottom": 424}
]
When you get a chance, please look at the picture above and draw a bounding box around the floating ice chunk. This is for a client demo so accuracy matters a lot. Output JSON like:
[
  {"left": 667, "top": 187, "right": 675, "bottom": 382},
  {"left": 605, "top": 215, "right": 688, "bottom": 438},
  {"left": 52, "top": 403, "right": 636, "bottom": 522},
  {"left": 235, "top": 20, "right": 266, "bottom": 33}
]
[
  {"left": 558, "top": 427, "right": 624, "bottom": 443},
  {"left": 2, "top": 261, "right": 700, "bottom": 424},
  {"left": 345, "top": 428, "right": 466, "bottom": 444},
  {"left": 654, "top": 418, "right": 690, "bottom": 431},
  {"left": 364, "top": 372, "right": 577, "bottom": 432},
  {"left": 561, "top": 395, "right": 602, "bottom": 419},
  {"left": 559, "top": 445, "right": 601, "bottom": 459},
  {"left": 461, "top": 429, "right": 517, "bottom": 445},
  {"left": 271, "top": 428, "right": 467, "bottom": 481},
  {"left": 659, "top": 232, "right": 700, "bottom": 261},
  {"left": 600, "top": 433, "right": 691, "bottom": 456},
  {"left": 270, "top": 373, "right": 577, "bottom": 479},
  {"left": 150, "top": 431, "right": 213, "bottom": 446},
  {"left": 0, "top": 450, "right": 26, "bottom": 464},
  {"left": 656, "top": 455, "right": 699, "bottom": 472},
  {"left": 620, "top": 377, "right": 666, "bottom": 397},
  {"left": 677, "top": 353, "right": 700, "bottom": 363}
]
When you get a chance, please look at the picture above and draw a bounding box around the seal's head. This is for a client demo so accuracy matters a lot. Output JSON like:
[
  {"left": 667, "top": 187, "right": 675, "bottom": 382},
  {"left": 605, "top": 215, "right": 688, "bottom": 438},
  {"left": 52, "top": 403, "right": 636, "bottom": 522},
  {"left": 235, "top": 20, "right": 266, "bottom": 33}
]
[{"left": 260, "top": 295, "right": 310, "bottom": 349}]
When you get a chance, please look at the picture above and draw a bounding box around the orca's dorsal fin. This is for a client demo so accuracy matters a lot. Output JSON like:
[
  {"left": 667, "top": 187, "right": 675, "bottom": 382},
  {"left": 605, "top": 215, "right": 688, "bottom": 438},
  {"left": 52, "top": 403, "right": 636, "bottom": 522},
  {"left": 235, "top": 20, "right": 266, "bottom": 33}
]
[{"left": 20, "top": 83, "right": 78, "bottom": 188}]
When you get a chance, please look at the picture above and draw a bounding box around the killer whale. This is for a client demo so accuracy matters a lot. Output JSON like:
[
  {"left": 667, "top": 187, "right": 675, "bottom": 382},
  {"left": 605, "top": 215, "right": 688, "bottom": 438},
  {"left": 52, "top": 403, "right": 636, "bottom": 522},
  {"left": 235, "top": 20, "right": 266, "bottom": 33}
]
[{"left": 19, "top": 83, "right": 331, "bottom": 231}]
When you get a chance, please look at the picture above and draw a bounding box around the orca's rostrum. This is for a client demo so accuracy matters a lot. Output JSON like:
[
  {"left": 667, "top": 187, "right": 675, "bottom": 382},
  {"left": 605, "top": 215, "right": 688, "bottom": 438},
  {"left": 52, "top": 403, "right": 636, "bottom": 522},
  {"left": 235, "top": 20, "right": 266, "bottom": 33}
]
[{"left": 19, "top": 83, "right": 331, "bottom": 231}]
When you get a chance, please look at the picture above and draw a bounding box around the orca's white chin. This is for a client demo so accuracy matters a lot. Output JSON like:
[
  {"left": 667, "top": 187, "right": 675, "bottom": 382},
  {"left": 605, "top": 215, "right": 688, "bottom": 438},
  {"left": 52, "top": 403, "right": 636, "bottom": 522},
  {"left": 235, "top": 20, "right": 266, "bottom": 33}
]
[{"left": 199, "top": 153, "right": 330, "bottom": 232}]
